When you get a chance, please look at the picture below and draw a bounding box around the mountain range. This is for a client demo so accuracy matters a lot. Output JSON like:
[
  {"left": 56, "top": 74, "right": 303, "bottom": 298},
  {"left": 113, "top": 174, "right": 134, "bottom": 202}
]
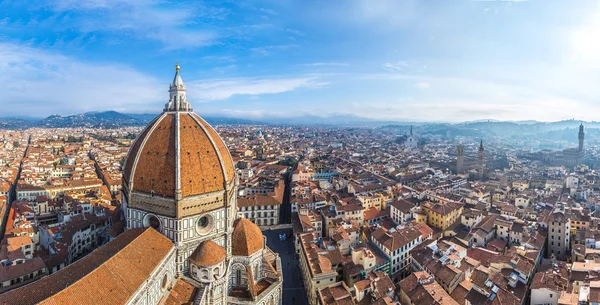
[
  {"left": 0, "top": 111, "right": 597, "bottom": 134},
  {"left": 0, "top": 111, "right": 265, "bottom": 129}
]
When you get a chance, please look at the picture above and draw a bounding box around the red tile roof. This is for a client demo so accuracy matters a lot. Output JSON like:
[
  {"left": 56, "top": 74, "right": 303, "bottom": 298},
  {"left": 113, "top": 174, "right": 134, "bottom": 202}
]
[{"left": 0, "top": 228, "right": 173, "bottom": 305}]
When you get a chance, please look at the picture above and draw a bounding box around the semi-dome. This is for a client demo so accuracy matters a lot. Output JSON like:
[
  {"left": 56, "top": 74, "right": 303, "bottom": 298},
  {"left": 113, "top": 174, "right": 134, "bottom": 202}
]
[
  {"left": 123, "top": 64, "right": 235, "bottom": 200},
  {"left": 232, "top": 218, "right": 264, "bottom": 256},
  {"left": 189, "top": 240, "right": 226, "bottom": 267}
]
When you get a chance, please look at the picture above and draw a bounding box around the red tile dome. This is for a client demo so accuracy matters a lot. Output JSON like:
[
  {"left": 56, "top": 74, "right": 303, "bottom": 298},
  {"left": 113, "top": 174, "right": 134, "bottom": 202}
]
[
  {"left": 189, "top": 240, "right": 226, "bottom": 267},
  {"left": 122, "top": 66, "right": 235, "bottom": 200},
  {"left": 232, "top": 218, "right": 264, "bottom": 256}
]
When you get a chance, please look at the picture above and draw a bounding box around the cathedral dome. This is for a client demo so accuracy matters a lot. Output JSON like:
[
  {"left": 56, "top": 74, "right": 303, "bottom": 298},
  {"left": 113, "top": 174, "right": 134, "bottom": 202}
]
[
  {"left": 232, "top": 218, "right": 264, "bottom": 256},
  {"left": 123, "top": 65, "right": 235, "bottom": 200},
  {"left": 189, "top": 240, "right": 226, "bottom": 267}
]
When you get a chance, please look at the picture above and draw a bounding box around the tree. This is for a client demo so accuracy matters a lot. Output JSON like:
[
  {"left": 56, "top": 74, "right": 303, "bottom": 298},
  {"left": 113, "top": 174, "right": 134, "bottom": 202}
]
[{"left": 13, "top": 141, "right": 19, "bottom": 148}]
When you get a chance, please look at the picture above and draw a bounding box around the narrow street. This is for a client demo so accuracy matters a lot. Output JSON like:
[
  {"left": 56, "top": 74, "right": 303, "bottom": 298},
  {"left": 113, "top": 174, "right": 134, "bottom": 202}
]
[
  {"left": 1, "top": 135, "right": 30, "bottom": 239},
  {"left": 263, "top": 229, "right": 309, "bottom": 305}
]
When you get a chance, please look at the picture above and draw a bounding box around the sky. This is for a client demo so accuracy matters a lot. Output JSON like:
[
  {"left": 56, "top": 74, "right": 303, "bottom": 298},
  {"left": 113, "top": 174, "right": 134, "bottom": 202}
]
[{"left": 2, "top": 0, "right": 600, "bottom": 122}]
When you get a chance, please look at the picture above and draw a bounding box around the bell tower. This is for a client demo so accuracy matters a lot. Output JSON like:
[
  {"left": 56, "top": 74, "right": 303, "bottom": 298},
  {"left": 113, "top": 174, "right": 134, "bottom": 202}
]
[
  {"left": 456, "top": 144, "right": 464, "bottom": 174},
  {"left": 579, "top": 123, "right": 584, "bottom": 152},
  {"left": 478, "top": 140, "right": 485, "bottom": 179}
]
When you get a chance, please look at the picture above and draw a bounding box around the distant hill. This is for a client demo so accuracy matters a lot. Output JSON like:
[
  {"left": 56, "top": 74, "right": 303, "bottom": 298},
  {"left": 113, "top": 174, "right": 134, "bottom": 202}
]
[
  {"left": 0, "top": 118, "right": 31, "bottom": 129},
  {"left": 124, "top": 113, "right": 265, "bottom": 125},
  {"left": 37, "top": 111, "right": 140, "bottom": 128},
  {"left": 0, "top": 111, "right": 596, "bottom": 132},
  {"left": 0, "top": 111, "right": 266, "bottom": 129}
]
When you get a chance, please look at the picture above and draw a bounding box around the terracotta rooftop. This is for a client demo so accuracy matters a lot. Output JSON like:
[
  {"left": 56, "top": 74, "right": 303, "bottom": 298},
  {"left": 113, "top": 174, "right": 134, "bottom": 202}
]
[
  {"left": 164, "top": 279, "right": 196, "bottom": 305},
  {"left": 232, "top": 218, "right": 264, "bottom": 256},
  {"left": 0, "top": 228, "right": 173, "bottom": 305}
]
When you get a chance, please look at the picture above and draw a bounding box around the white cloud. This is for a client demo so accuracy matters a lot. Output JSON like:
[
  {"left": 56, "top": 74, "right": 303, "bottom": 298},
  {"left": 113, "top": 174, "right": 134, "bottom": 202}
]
[
  {"left": 345, "top": 71, "right": 598, "bottom": 122},
  {"left": 259, "top": 8, "right": 277, "bottom": 15},
  {"left": 571, "top": 4, "right": 600, "bottom": 66},
  {"left": 382, "top": 61, "right": 409, "bottom": 72},
  {"left": 0, "top": 42, "right": 326, "bottom": 116},
  {"left": 301, "top": 62, "right": 350, "bottom": 67},
  {"left": 43, "top": 0, "right": 219, "bottom": 49},
  {"left": 188, "top": 77, "right": 327, "bottom": 101},
  {"left": 0, "top": 42, "right": 164, "bottom": 116},
  {"left": 286, "top": 28, "right": 305, "bottom": 36},
  {"left": 250, "top": 44, "right": 298, "bottom": 56},
  {"left": 415, "top": 82, "right": 430, "bottom": 89}
]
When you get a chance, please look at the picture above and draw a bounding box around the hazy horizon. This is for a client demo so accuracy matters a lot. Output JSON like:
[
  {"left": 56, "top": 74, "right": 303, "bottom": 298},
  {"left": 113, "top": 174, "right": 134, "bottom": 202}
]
[{"left": 1, "top": 110, "right": 596, "bottom": 125}]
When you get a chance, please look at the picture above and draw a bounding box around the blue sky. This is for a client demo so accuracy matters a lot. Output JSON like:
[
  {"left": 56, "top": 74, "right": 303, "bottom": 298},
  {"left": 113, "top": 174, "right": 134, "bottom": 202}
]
[{"left": 1, "top": 0, "right": 600, "bottom": 122}]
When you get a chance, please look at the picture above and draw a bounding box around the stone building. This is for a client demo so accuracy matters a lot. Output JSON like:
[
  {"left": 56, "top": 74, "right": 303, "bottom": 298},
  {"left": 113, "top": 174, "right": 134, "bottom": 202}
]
[
  {"left": 456, "top": 144, "right": 464, "bottom": 175},
  {"left": 548, "top": 210, "right": 571, "bottom": 261}
]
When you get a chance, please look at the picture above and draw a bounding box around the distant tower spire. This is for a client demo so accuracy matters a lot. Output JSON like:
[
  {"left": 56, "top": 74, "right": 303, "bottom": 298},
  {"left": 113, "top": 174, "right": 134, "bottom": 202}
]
[
  {"left": 456, "top": 144, "right": 464, "bottom": 174},
  {"left": 478, "top": 140, "right": 485, "bottom": 179},
  {"left": 579, "top": 123, "right": 585, "bottom": 152},
  {"left": 410, "top": 125, "right": 413, "bottom": 136},
  {"left": 164, "top": 63, "right": 192, "bottom": 112}
]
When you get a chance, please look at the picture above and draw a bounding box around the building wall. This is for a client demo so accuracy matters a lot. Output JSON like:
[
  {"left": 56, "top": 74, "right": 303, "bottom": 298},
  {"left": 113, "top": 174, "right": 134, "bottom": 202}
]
[
  {"left": 127, "top": 203, "right": 233, "bottom": 274},
  {"left": 238, "top": 205, "right": 279, "bottom": 226},
  {"left": 548, "top": 218, "right": 570, "bottom": 261},
  {"left": 425, "top": 205, "right": 463, "bottom": 230},
  {"left": 391, "top": 207, "right": 412, "bottom": 225},
  {"left": 530, "top": 287, "right": 559, "bottom": 305}
]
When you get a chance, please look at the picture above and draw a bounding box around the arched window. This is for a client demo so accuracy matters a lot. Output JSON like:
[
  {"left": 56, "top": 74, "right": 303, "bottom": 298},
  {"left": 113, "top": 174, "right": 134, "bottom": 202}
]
[
  {"left": 214, "top": 267, "right": 220, "bottom": 280},
  {"left": 236, "top": 269, "right": 242, "bottom": 286},
  {"left": 161, "top": 274, "right": 169, "bottom": 291}
]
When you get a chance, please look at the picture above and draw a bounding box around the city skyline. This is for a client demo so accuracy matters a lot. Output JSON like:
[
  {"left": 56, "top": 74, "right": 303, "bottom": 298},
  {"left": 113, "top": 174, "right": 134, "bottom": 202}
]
[{"left": 2, "top": 0, "right": 600, "bottom": 122}]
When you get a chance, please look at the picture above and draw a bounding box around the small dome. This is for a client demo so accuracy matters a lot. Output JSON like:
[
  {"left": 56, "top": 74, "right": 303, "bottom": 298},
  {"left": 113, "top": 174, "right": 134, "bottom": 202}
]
[
  {"left": 232, "top": 218, "right": 264, "bottom": 256},
  {"left": 189, "top": 240, "right": 226, "bottom": 267}
]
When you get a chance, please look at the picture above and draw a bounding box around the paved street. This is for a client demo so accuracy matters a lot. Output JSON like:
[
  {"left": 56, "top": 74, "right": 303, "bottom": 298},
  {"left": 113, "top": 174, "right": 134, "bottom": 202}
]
[{"left": 264, "top": 229, "right": 309, "bottom": 305}]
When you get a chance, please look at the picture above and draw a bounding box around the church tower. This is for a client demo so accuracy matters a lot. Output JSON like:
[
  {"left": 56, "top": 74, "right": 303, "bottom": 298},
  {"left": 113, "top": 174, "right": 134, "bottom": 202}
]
[
  {"left": 456, "top": 144, "right": 464, "bottom": 174},
  {"left": 478, "top": 140, "right": 485, "bottom": 179},
  {"left": 404, "top": 125, "right": 418, "bottom": 148},
  {"left": 579, "top": 123, "right": 585, "bottom": 152}
]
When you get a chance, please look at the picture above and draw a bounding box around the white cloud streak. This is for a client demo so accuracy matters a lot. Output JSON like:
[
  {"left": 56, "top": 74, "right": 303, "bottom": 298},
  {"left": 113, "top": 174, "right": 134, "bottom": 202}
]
[
  {"left": 414, "top": 82, "right": 430, "bottom": 89},
  {"left": 188, "top": 77, "right": 327, "bottom": 101},
  {"left": 0, "top": 42, "right": 326, "bottom": 116},
  {"left": 382, "top": 61, "right": 409, "bottom": 72},
  {"left": 43, "top": 0, "right": 219, "bottom": 49}
]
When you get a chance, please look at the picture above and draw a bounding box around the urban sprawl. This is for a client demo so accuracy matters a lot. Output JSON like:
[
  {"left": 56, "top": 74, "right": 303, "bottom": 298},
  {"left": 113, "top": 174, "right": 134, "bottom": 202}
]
[{"left": 0, "top": 120, "right": 597, "bottom": 305}]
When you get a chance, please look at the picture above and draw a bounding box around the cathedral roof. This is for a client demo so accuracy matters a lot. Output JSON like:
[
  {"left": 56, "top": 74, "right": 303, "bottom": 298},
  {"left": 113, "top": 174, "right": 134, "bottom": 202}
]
[
  {"left": 189, "top": 240, "right": 226, "bottom": 267},
  {"left": 123, "top": 65, "right": 235, "bottom": 200},
  {"left": 0, "top": 228, "right": 173, "bottom": 305},
  {"left": 232, "top": 218, "right": 264, "bottom": 256}
]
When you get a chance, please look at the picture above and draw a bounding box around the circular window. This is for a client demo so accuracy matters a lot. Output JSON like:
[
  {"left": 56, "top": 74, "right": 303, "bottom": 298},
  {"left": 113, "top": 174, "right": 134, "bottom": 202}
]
[
  {"left": 196, "top": 214, "right": 213, "bottom": 235},
  {"left": 199, "top": 216, "right": 209, "bottom": 228},
  {"left": 143, "top": 214, "right": 161, "bottom": 230},
  {"left": 149, "top": 216, "right": 161, "bottom": 229},
  {"left": 161, "top": 274, "right": 168, "bottom": 291}
]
